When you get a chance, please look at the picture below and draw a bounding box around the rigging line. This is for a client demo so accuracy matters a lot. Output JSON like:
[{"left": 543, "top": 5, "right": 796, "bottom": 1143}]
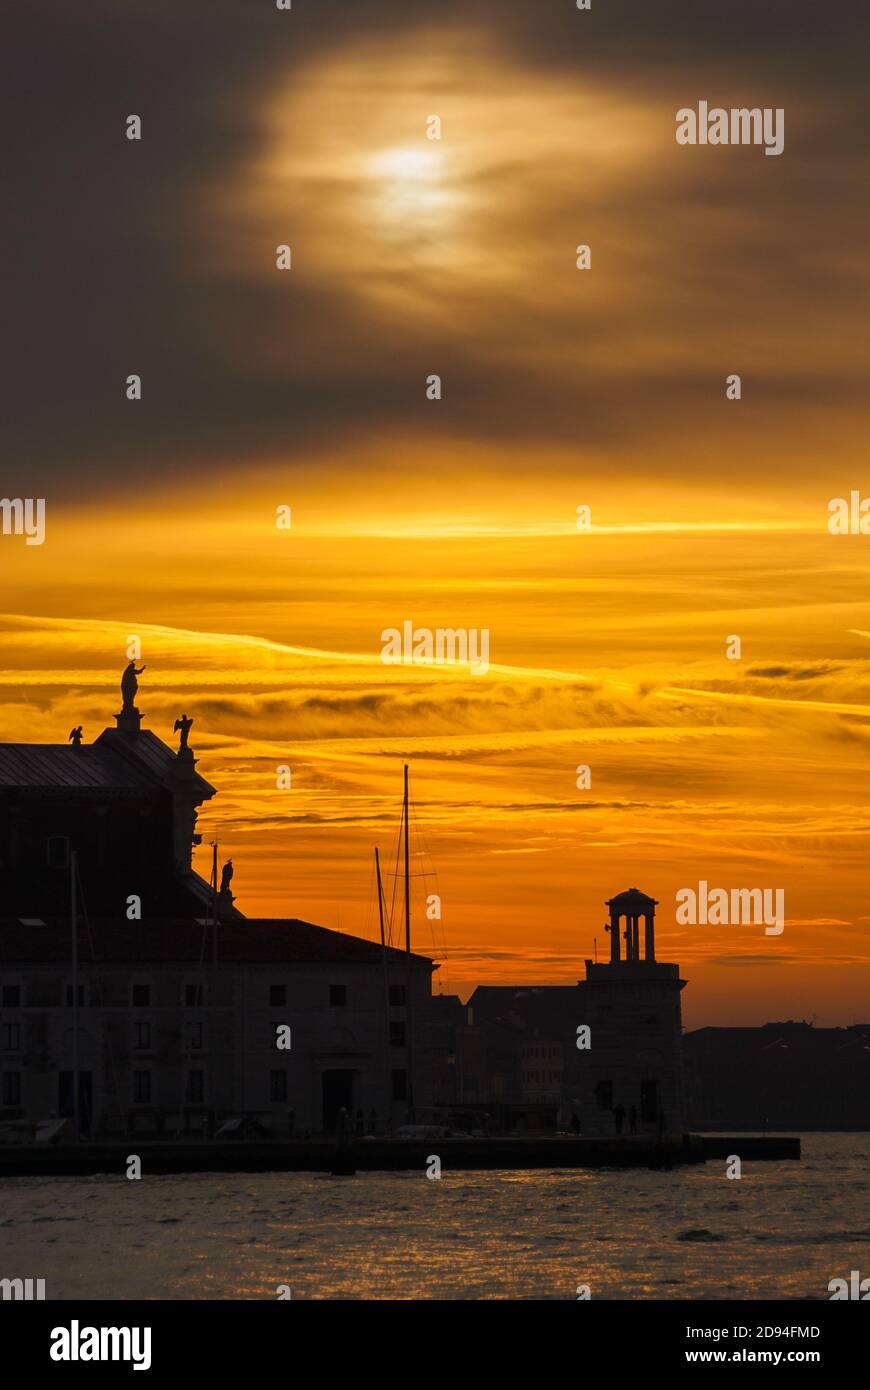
[
  {"left": 380, "top": 869, "right": 437, "bottom": 880},
  {"left": 408, "top": 792, "right": 451, "bottom": 971},
  {"left": 363, "top": 860, "right": 377, "bottom": 942},
  {"left": 387, "top": 782, "right": 404, "bottom": 950}
]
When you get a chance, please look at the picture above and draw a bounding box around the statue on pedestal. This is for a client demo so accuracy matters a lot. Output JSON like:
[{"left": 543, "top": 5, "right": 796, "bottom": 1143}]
[
  {"left": 173, "top": 713, "right": 194, "bottom": 755},
  {"left": 121, "top": 661, "right": 146, "bottom": 711},
  {"left": 219, "top": 859, "right": 234, "bottom": 896}
]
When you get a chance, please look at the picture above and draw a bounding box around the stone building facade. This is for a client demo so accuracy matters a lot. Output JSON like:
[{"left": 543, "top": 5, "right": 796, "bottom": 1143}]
[{"left": 0, "top": 699, "right": 434, "bottom": 1137}]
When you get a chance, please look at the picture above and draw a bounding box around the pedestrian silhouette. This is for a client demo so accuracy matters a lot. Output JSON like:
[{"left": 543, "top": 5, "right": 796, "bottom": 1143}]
[{"left": 613, "top": 1102, "right": 626, "bottom": 1135}]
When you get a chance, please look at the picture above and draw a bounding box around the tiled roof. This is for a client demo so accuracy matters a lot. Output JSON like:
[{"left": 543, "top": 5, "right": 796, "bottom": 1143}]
[
  {"left": 0, "top": 727, "right": 215, "bottom": 798},
  {"left": 0, "top": 743, "right": 145, "bottom": 790},
  {"left": 0, "top": 917, "right": 435, "bottom": 967}
]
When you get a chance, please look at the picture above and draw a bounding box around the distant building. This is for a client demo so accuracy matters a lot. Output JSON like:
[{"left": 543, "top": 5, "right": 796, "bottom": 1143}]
[
  {"left": 0, "top": 696, "right": 433, "bottom": 1137},
  {"left": 685, "top": 1022, "right": 870, "bottom": 1130},
  {"left": 457, "top": 889, "right": 687, "bottom": 1134},
  {"left": 580, "top": 888, "right": 686, "bottom": 1135},
  {"left": 430, "top": 993, "right": 466, "bottom": 1107}
]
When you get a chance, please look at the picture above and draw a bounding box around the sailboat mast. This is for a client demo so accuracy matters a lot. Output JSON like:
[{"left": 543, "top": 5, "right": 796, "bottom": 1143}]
[
  {"left": 375, "top": 847, "right": 392, "bottom": 1131},
  {"left": 403, "top": 764, "right": 414, "bottom": 1119},
  {"left": 403, "top": 764, "right": 411, "bottom": 955}
]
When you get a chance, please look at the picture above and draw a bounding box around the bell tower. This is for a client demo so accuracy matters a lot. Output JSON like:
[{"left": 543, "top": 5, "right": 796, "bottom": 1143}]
[
  {"left": 579, "top": 887, "right": 686, "bottom": 1136},
  {"left": 606, "top": 886, "right": 659, "bottom": 963}
]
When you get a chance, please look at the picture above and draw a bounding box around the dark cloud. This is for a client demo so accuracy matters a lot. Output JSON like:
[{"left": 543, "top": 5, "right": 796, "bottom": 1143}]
[
  {"left": 748, "top": 664, "right": 845, "bottom": 680},
  {"left": 7, "top": 0, "right": 870, "bottom": 498}
]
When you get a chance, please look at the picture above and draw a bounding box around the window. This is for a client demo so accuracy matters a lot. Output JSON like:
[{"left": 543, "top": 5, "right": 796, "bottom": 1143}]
[
  {"left": 132, "top": 1071, "right": 151, "bottom": 1104},
  {"left": 132, "top": 984, "right": 151, "bottom": 1007},
  {"left": 65, "top": 983, "right": 86, "bottom": 1007},
  {"left": 391, "top": 1068, "right": 407, "bottom": 1102},
  {"left": 389, "top": 1021, "right": 406, "bottom": 1047},
  {"left": 270, "top": 1070, "right": 288, "bottom": 1102},
  {"left": 184, "top": 984, "right": 204, "bottom": 1007},
  {"left": 1, "top": 1024, "right": 21, "bottom": 1052},
  {"left": 595, "top": 1080, "right": 613, "bottom": 1111},
  {"left": 640, "top": 1079, "right": 659, "bottom": 1123},
  {"left": 133, "top": 1022, "right": 151, "bottom": 1050},
  {"left": 185, "top": 1021, "right": 204, "bottom": 1051},
  {"left": 2, "top": 1073, "right": 21, "bottom": 1107},
  {"left": 269, "top": 984, "right": 286, "bottom": 1007},
  {"left": 186, "top": 1070, "right": 205, "bottom": 1104},
  {"left": 389, "top": 984, "right": 406, "bottom": 1006},
  {"left": 329, "top": 984, "right": 347, "bottom": 1007},
  {"left": 1, "top": 985, "right": 21, "bottom": 1008}
]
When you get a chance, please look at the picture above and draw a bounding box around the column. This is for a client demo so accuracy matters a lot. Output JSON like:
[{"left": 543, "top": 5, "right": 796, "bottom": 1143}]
[{"left": 644, "top": 912, "right": 656, "bottom": 961}]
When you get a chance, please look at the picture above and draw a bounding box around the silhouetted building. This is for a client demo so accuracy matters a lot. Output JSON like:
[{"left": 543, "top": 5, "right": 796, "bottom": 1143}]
[
  {"left": 457, "top": 890, "right": 686, "bottom": 1134},
  {"left": 0, "top": 726, "right": 223, "bottom": 919},
  {"left": 0, "top": 702, "right": 433, "bottom": 1136},
  {"left": 581, "top": 888, "right": 685, "bottom": 1134},
  {"left": 685, "top": 1022, "right": 870, "bottom": 1130},
  {"left": 430, "top": 994, "right": 466, "bottom": 1106}
]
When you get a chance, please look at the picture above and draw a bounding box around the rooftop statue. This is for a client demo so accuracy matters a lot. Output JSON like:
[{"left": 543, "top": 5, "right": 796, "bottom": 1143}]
[
  {"left": 68, "top": 726, "right": 83, "bottom": 748},
  {"left": 121, "top": 660, "right": 146, "bottom": 711},
  {"left": 173, "top": 713, "right": 194, "bottom": 754},
  {"left": 219, "top": 858, "right": 234, "bottom": 895}
]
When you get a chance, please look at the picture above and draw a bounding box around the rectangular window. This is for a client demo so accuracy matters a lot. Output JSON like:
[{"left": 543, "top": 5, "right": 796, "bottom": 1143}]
[
  {"left": 329, "top": 984, "right": 347, "bottom": 1007},
  {"left": 133, "top": 1021, "right": 151, "bottom": 1050},
  {"left": 640, "top": 1079, "right": 659, "bottom": 1123},
  {"left": 270, "top": 1070, "right": 288, "bottom": 1102},
  {"left": 185, "top": 1021, "right": 204, "bottom": 1051},
  {"left": 1, "top": 985, "right": 21, "bottom": 1008},
  {"left": 184, "top": 984, "right": 204, "bottom": 1007},
  {"left": 391, "top": 1068, "right": 407, "bottom": 1102},
  {"left": 1, "top": 1024, "right": 21, "bottom": 1051},
  {"left": 2, "top": 1072, "right": 21, "bottom": 1107},
  {"left": 269, "top": 984, "right": 286, "bottom": 1007},
  {"left": 65, "top": 984, "right": 86, "bottom": 1007},
  {"left": 132, "top": 984, "right": 151, "bottom": 1007},
  {"left": 186, "top": 1070, "right": 205, "bottom": 1104},
  {"left": 595, "top": 1080, "right": 613, "bottom": 1111},
  {"left": 389, "top": 984, "right": 406, "bottom": 1006},
  {"left": 132, "top": 1071, "right": 151, "bottom": 1104},
  {"left": 389, "top": 1020, "right": 406, "bottom": 1047}
]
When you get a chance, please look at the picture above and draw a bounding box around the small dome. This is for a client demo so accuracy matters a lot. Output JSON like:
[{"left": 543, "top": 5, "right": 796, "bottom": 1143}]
[{"left": 605, "top": 888, "right": 658, "bottom": 908}]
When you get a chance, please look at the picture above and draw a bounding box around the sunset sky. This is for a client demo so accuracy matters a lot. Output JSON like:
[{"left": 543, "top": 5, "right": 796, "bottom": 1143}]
[{"left": 6, "top": 0, "right": 870, "bottom": 1025}]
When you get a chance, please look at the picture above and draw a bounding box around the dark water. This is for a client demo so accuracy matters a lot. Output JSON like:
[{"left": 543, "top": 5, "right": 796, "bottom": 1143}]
[{"left": 1, "top": 1134, "right": 868, "bottom": 1299}]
